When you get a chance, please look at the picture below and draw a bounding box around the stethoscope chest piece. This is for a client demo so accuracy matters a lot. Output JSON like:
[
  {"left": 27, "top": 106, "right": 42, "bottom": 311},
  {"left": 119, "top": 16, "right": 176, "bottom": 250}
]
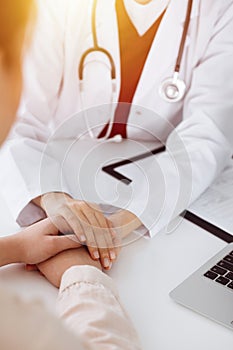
[
  {"left": 159, "top": 73, "right": 186, "bottom": 103},
  {"left": 158, "top": 0, "right": 193, "bottom": 103}
]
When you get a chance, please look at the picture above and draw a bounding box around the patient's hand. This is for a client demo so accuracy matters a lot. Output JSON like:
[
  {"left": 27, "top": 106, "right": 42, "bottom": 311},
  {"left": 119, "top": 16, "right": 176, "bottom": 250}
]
[
  {"left": 6, "top": 218, "right": 81, "bottom": 267},
  {"left": 37, "top": 247, "right": 102, "bottom": 288}
]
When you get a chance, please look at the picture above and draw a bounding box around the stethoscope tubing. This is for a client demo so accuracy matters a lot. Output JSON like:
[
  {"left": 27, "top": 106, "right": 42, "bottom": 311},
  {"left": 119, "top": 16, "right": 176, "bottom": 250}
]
[
  {"left": 175, "top": 0, "right": 193, "bottom": 73},
  {"left": 78, "top": 0, "right": 194, "bottom": 141},
  {"left": 78, "top": 0, "right": 116, "bottom": 81}
]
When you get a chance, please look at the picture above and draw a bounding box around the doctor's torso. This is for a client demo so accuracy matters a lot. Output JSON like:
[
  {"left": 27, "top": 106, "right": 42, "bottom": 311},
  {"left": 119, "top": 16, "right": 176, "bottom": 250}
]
[{"left": 24, "top": 0, "right": 227, "bottom": 142}]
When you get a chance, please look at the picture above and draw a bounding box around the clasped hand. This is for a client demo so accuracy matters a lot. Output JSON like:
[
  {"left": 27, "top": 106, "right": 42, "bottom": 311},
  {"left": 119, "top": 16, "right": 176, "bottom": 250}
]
[
  {"left": 19, "top": 195, "right": 142, "bottom": 287},
  {"left": 40, "top": 193, "right": 122, "bottom": 269},
  {"left": 15, "top": 218, "right": 82, "bottom": 265}
]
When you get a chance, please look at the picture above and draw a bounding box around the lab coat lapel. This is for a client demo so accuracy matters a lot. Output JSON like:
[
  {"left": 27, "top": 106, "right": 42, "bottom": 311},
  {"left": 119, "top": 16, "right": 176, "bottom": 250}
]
[{"left": 133, "top": 0, "right": 200, "bottom": 104}]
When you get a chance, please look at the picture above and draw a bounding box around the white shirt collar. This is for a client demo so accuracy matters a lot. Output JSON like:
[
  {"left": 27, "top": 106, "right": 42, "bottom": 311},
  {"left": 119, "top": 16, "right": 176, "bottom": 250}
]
[{"left": 123, "top": 0, "right": 170, "bottom": 36}]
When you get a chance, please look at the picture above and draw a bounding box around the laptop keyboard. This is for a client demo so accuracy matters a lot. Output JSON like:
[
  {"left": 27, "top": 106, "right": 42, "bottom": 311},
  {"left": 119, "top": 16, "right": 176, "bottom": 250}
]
[{"left": 204, "top": 250, "right": 233, "bottom": 291}]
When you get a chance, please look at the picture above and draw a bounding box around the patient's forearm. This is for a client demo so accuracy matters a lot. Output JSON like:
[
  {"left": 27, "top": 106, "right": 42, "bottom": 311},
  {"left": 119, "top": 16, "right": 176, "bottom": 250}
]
[
  {"left": 57, "top": 266, "right": 142, "bottom": 350},
  {"left": 0, "top": 235, "right": 21, "bottom": 267}
]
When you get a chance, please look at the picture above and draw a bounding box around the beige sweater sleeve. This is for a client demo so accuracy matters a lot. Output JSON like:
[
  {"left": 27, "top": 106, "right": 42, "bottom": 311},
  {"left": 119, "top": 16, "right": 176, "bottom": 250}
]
[
  {"left": 57, "top": 266, "right": 142, "bottom": 350},
  {"left": 0, "top": 288, "right": 86, "bottom": 350}
]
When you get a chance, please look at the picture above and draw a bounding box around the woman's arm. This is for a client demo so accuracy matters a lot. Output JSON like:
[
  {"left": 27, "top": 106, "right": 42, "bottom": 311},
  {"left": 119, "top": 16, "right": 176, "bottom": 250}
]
[
  {"left": 34, "top": 194, "right": 143, "bottom": 268},
  {"left": 0, "top": 218, "right": 81, "bottom": 268},
  {"left": 58, "top": 266, "right": 142, "bottom": 350},
  {"left": 0, "top": 235, "right": 21, "bottom": 267},
  {"left": 38, "top": 248, "right": 142, "bottom": 350},
  {"left": 0, "top": 287, "right": 87, "bottom": 350},
  {"left": 33, "top": 192, "right": 119, "bottom": 270}
]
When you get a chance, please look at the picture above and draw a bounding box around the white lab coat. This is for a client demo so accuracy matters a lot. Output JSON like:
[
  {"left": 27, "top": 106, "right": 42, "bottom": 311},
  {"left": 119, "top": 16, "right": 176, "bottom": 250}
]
[{"left": 1, "top": 0, "right": 233, "bottom": 237}]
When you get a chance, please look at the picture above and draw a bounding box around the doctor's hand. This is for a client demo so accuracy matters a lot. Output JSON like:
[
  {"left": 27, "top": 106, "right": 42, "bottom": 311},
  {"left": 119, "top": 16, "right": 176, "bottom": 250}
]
[
  {"left": 35, "top": 192, "right": 121, "bottom": 270},
  {"left": 109, "top": 209, "right": 143, "bottom": 240},
  {"left": 37, "top": 247, "right": 102, "bottom": 288},
  {"left": 14, "top": 218, "right": 81, "bottom": 265}
]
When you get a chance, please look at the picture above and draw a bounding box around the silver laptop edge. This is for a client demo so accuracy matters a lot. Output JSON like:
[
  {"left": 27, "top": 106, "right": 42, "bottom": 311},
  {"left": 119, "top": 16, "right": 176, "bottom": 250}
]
[{"left": 170, "top": 242, "right": 233, "bottom": 330}]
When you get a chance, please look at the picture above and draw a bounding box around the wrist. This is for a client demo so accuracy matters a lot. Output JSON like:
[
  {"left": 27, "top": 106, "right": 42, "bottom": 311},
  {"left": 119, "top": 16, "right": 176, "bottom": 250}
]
[
  {"left": 0, "top": 234, "right": 22, "bottom": 267},
  {"left": 109, "top": 210, "right": 142, "bottom": 239},
  {"left": 39, "top": 193, "right": 54, "bottom": 212},
  {"left": 40, "top": 192, "right": 72, "bottom": 212},
  {"left": 32, "top": 196, "right": 42, "bottom": 208}
]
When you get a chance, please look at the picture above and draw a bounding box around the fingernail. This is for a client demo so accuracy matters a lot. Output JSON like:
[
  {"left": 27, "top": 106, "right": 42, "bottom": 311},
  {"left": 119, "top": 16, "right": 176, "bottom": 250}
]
[
  {"left": 110, "top": 251, "right": 116, "bottom": 260},
  {"left": 103, "top": 258, "right": 110, "bottom": 267},
  {"left": 106, "top": 262, "right": 112, "bottom": 270},
  {"left": 80, "top": 235, "right": 86, "bottom": 242},
  {"left": 93, "top": 251, "right": 100, "bottom": 259}
]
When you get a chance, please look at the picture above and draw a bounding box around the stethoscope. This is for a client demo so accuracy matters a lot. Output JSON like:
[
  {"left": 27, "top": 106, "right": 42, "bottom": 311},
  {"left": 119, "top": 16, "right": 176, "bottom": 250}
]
[{"left": 78, "top": 0, "right": 193, "bottom": 142}]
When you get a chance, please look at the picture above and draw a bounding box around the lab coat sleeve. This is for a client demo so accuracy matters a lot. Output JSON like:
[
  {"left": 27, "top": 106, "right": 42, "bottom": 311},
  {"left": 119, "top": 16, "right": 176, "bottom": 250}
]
[
  {"left": 57, "top": 266, "right": 142, "bottom": 350},
  {"left": 124, "top": 0, "right": 233, "bottom": 237},
  {"left": 0, "top": 0, "right": 70, "bottom": 226}
]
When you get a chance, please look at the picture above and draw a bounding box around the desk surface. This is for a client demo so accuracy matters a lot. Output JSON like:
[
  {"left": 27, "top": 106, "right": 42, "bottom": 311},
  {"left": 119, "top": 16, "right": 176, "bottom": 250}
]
[{"left": 0, "top": 194, "right": 232, "bottom": 350}]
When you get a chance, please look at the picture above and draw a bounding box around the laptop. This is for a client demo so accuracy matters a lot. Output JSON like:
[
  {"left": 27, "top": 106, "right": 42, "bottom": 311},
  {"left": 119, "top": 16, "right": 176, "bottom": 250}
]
[{"left": 170, "top": 242, "right": 233, "bottom": 330}]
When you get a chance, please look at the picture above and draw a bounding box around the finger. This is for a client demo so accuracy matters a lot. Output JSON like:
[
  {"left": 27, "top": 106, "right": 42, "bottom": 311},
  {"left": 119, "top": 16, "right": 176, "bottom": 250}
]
[
  {"left": 94, "top": 212, "right": 117, "bottom": 261},
  {"left": 29, "top": 218, "right": 59, "bottom": 236},
  {"left": 107, "top": 219, "right": 122, "bottom": 257},
  {"left": 25, "top": 264, "right": 38, "bottom": 272},
  {"left": 112, "top": 233, "right": 122, "bottom": 256},
  {"left": 52, "top": 235, "right": 82, "bottom": 255},
  {"left": 77, "top": 212, "right": 100, "bottom": 261},
  {"left": 67, "top": 204, "right": 100, "bottom": 261},
  {"left": 95, "top": 226, "right": 112, "bottom": 269},
  {"left": 62, "top": 208, "right": 86, "bottom": 244},
  {"left": 107, "top": 219, "right": 121, "bottom": 243},
  {"left": 81, "top": 207, "right": 112, "bottom": 268},
  {"left": 49, "top": 215, "right": 74, "bottom": 235}
]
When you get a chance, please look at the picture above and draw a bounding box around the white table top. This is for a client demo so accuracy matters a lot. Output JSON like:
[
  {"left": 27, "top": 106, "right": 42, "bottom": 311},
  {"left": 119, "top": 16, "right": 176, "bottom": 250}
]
[{"left": 0, "top": 194, "right": 232, "bottom": 350}]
